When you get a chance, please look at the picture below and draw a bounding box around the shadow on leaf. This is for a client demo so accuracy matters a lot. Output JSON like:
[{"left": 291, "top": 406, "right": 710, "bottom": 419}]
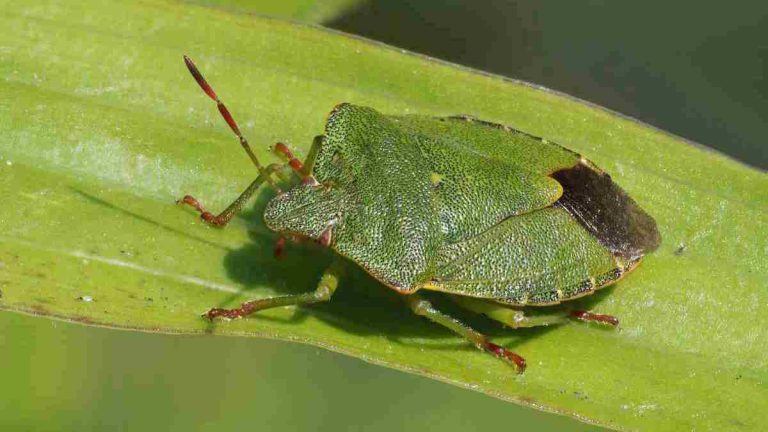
[{"left": 73, "top": 186, "right": 622, "bottom": 357}]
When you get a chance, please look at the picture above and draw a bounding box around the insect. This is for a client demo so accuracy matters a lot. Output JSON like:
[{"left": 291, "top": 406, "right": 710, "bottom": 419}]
[{"left": 177, "top": 56, "right": 660, "bottom": 372}]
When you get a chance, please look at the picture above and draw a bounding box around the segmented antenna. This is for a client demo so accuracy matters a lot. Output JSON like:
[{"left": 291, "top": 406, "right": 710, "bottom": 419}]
[{"left": 183, "top": 55, "right": 265, "bottom": 173}]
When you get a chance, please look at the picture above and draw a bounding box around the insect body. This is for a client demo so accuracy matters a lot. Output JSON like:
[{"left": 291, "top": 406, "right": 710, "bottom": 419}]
[{"left": 178, "top": 56, "right": 660, "bottom": 372}]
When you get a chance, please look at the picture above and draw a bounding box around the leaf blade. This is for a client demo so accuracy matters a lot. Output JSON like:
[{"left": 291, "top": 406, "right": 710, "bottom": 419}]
[{"left": 1, "top": 1, "right": 766, "bottom": 431}]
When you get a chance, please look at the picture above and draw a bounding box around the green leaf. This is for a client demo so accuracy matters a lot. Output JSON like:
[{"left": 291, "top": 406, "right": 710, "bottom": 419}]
[{"left": 1, "top": 1, "right": 766, "bottom": 430}]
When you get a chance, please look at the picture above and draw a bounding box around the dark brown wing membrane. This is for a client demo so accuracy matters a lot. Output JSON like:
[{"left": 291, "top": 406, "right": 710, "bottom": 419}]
[{"left": 552, "top": 163, "right": 661, "bottom": 258}]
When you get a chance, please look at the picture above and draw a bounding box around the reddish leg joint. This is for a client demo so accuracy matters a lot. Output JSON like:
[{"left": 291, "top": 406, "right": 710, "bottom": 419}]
[
  {"left": 177, "top": 195, "right": 224, "bottom": 226},
  {"left": 274, "top": 237, "right": 286, "bottom": 259},
  {"left": 274, "top": 142, "right": 319, "bottom": 185},
  {"left": 482, "top": 341, "right": 526, "bottom": 373},
  {"left": 274, "top": 142, "right": 303, "bottom": 172},
  {"left": 570, "top": 310, "right": 619, "bottom": 326},
  {"left": 317, "top": 225, "right": 333, "bottom": 247}
]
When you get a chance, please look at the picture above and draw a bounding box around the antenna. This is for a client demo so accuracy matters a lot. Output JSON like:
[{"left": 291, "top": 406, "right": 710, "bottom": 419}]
[{"left": 183, "top": 55, "right": 265, "bottom": 173}]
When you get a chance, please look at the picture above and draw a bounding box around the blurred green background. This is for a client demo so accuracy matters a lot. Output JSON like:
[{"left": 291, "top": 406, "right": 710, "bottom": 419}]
[{"left": 1, "top": 1, "right": 765, "bottom": 431}]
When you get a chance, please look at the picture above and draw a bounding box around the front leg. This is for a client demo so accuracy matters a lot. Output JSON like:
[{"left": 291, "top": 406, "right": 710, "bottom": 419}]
[{"left": 178, "top": 165, "right": 279, "bottom": 227}]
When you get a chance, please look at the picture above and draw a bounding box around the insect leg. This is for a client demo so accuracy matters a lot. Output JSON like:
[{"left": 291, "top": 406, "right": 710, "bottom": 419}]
[
  {"left": 448, "top": 294, "right": 570, "bottom": 328},
  {"left": 273, "top": 236, "right": 286, "bottom": 258},
  {"left": 204, "top": 260, "right": 343, "bottom": 320},
  {"left": 301, "top": 135, "right": 323, "bottom": 178},
  {"left": 404, "top": 293, "right": 526, "bottom": 373},
  {"left": 177, "top": 163, "right": 280, "bottom": 226},
  {"left": 183, "top": 56, "right": 274, "bottom": 182},
  {"left": 570, "top": 310, "right": 619, "bottom": 326},
  {"left": 273, "top": 139, "right": 321, "bottom": 186}
]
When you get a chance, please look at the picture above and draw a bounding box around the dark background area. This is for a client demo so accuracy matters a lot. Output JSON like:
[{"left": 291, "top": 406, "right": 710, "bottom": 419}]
[{"left": 328, "top": 0, "right": 768, "bottom": 169}]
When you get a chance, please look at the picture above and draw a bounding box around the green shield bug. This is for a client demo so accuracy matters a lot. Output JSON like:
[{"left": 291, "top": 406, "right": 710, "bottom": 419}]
[{"left": 178, "top": 56, "right": 660, "bottom": 373}]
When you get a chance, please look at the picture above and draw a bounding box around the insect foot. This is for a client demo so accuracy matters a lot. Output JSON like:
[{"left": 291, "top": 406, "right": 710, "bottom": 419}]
[
  {"left": 482, "top": 341, "right": 527, "bottom": 373},
  {"left": 203, "top": 302, "right": 257, "bottom": 320},
  {"left": 177, "top": 195, "right": 223, "bottom": 226},
  {"left": 203, "top": 262, "right": 342, "bottom": 322},
  {"left": 570, "top": 310, "right": 619, "bottom": 326}
]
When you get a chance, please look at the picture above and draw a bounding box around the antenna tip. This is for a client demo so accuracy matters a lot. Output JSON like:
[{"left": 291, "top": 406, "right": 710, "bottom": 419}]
[{"left": 182, "top": 55, "right": 219, "bottom": 102}]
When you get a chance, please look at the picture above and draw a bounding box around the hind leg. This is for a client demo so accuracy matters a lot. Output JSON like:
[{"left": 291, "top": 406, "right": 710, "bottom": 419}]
[
  {"left": 448, "top": 295, "right": 618, "bottom": 328},
  {"left": 404, "top": 293, "right": 526, "bottom": 373}
]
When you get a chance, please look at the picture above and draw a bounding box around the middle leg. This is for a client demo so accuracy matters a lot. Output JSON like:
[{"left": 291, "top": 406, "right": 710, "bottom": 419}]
[{"left": 205, "top": 259, "right": 344, "bottom": 320}]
